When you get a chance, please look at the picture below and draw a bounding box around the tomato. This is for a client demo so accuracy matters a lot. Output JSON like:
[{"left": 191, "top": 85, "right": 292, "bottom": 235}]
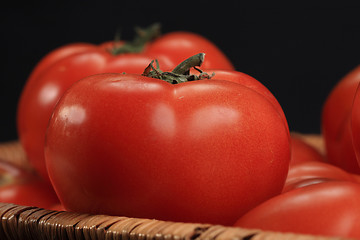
[
  {"left": 45, "top": 55, "right": 290, "bottom": 225},
  {"left": 289, "top": 134, "right": 324, "bottom": 166},
  {"left": 283, "top": 161, "right": 355, "bottom": 193},
  {"left": 49, "top": 203, "right": 65, "bottom": 211},
  {"left": 351, "top": 83, "right": 360, "bottom": 167},
  {"left": 322, "top": 65, "right": 360, "bottom": 173},
  {"left": 146, "top": 31, "right": 234, "bottom": 70},
  {"left": 0, "top": 159, "right": 59, "bottom": 208},
  {"left": 194, "top": 69, "right": 288, "bottom": 128},
  {"left": 17, "top": 26, "right": 234, "bottom": 182},
  {"left": 235, "top": 181, "right": 360, "bottom": 239},
  {"left": 351, "top": 173, "right": 360, "bottom": 183}
]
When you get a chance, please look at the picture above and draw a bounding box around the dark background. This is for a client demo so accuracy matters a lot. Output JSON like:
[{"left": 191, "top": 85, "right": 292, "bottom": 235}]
[{"left": 1, "top": 4, "right": 360, "bottom": 142}]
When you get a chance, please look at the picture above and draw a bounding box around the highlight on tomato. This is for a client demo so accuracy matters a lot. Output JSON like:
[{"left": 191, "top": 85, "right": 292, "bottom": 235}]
[
  {"left": 45, "top": 54, "right": 290, "bottom": 225},
  {"left": 322, "top": 65, "right": 360, "bottom": 173},
  {"left": 17, "top": 24, "right": 234, "bottom": 182}
]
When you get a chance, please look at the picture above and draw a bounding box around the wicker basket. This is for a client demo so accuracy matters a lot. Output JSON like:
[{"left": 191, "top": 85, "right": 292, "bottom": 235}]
[{"left": 0, "top": 137, "right": 348, "bottom": 240}]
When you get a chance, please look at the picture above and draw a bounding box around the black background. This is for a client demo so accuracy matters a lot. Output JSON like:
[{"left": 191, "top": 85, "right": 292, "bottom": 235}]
[{"left": 1, "top": 4, "right": 360, "bottom": 142}]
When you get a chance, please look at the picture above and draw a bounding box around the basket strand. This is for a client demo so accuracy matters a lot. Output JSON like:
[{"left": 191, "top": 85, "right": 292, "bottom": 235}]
[{"left": 0, "top": 203, "right": 349, "bottom": 240}]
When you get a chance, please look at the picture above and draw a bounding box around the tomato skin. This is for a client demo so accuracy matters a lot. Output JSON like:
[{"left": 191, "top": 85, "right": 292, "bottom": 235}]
[
  {"left": 235, "top": 181, "right": 360, "bottom": 239},
  {"left": 26, "top": 43, "right": 97, "bottom": 83},
  {"left": 351, "top": 83, "right": 360, "bottom": 166},
  {"left": 322, "top": 65, "right": 360, "bottom": 173},
  {"left": 146, "top": 32, "right": 234, "bottom": 70},
  {"left": 45, "top": 72, "right": 290, "bottom": 225},
  {"left": 0, "top": 160, "right": 59, "bottom": 208},
  {"left": 283, "top": 161, "right": 355, "bottom": 193},
  {"left": 351, "top": 173, "right": 360, "bottom": 183},
  {"left": 49, "top": 203, "right": 65, "bottom": 211},
  {"left": 199, "top": 70, "right": 287, "bottom": 128},
  {"left": 18, "top": 33, "right": 233, "bottom": 182},
  {"left": 289, "top": 135, "right": 324, "bottom": 166},
  {"left": 284, "top": 136, "right": 355, "bottom": 193}
]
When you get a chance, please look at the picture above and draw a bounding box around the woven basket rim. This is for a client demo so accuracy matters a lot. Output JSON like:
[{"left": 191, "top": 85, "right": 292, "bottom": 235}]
[{"left": 0, "top": 202, "right": 346, "bottom": 240}]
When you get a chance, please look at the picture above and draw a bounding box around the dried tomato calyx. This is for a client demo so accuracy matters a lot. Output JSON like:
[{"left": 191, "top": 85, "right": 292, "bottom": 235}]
[
  {"left": 142, "top": 53, "right": 214, "bottom": 84},
  {"left": 110, "top": 23, "right": 161, "bottom": 55}
]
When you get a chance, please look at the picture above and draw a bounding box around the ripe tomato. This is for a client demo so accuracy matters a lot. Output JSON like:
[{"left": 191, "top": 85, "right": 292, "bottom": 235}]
[
  {"left": 146, "top": 32, "right": 234, "bottom": 70},
  {"left": 283, "top": 161, "right": 355, "bottom": 193},
  {"left": 196, "top": 69, "right": 288, "bottom": 128},
  {"left": 45, "top": 57, "right": 290, "bottom": 225},
  {"left": 0, "top": 159, "right": 59, "bottom": 208},
  {"left": 322, "top": 65, "right": 360, "bottom": 173},
  {"left": 289, "top": 134, "right": 324, "bottom": 166},
  {"left": 235, "top": 181, "right": 360, "bottom": 239},
  {"left": 49, "top": 203, "right": 65, "bottom": 211},
  {"left": 351, "top": 173, "right": 360, "bottom": 183},
  {"left": 17, "top": 27, "right": 234, "bottom": 182},
  {"left": 351, "top": 83, "right": 360, "bottom": 167}
]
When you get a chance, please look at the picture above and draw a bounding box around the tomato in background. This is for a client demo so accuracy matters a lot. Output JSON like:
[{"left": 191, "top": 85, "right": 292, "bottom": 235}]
[
  {"left": 45, "top": 57, "right": 290, "bottom": 225},
  {"left": 17, "top": 25, "right": 234, "bottom": 181},
  {"left": 49, "top": 203, "right": 65, "bottom": 211},
  {"left": 0, "top": 159, "right": 58, "bottom": 208},
  {"left": 351, "top": 173, "right": 360, "bottom": 183},
  {"left": 322, "top": 65, "right": 360, "bottom": 173},
  {"left": 146, "top": 31, "right": 234, "bottom": 70},
  {"left": 235, "top": 181, "right": 360, "bottom": 239},
  {"left": 289, "top": 134, "right": 324, "bottom": 166},
  {"left": 351, "top": 83, "right": 360, "bottom": 167},
  {"left": 283, "top": 161, "right": 356, "bottom": 193}
]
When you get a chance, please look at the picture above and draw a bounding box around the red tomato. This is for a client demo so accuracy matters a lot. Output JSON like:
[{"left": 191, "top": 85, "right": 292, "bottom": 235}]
[
  {"left": 45, "top": 59, "right": 290, "bottom": 225},
  {"left": 49, "top": 203, "right": 65, "bottom": 211},
  {"left": 17, "top": 29, "right": 234, "bottom": 182},
  {"left": 196, "top": 69, "right": 288, "bottom": 129},
  {"left": 0, "top": 159, "right": 59, "bottom": 208},
  {"left": 289, "top": 134, "right": 324, "bottom": 166},
  {"left": 352, "top": 83, "right": 360, "bottom": 167},
  {"left": 146, "top": 32, "right": 234, "bottom": 70},
  {"left": 235, "top": 181, "right": 360, "bottom": 239},
  {"left": 351, "top": 173, "right": 360, "bottom": 183},
  {"left": 283, "top": 161, "right": 355, "bottom": 193},
  {"left": 322, "top": 65, "right": 360, "bottom": 173}
]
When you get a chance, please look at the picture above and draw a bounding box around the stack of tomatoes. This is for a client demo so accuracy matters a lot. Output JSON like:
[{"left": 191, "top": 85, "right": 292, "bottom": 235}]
[{"left": 6, "top": 25, "right": 360, "bottom": 239}]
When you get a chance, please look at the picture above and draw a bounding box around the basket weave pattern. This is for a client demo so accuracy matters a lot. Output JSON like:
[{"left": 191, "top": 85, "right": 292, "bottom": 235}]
[{"left": 0, "top": 202, "right": 343, "bottom": 240}]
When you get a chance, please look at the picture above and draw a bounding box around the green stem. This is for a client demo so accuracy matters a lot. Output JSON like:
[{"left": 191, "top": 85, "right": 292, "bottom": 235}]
[
  {"left": 172, "top": 53, "right": 205, "bottom": 75},
  {"left": 142, "top": 53, "right": 214, "bottom": 84},
  {"left": 111, "top": 23, "right": 161, "bottom": 55}
]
